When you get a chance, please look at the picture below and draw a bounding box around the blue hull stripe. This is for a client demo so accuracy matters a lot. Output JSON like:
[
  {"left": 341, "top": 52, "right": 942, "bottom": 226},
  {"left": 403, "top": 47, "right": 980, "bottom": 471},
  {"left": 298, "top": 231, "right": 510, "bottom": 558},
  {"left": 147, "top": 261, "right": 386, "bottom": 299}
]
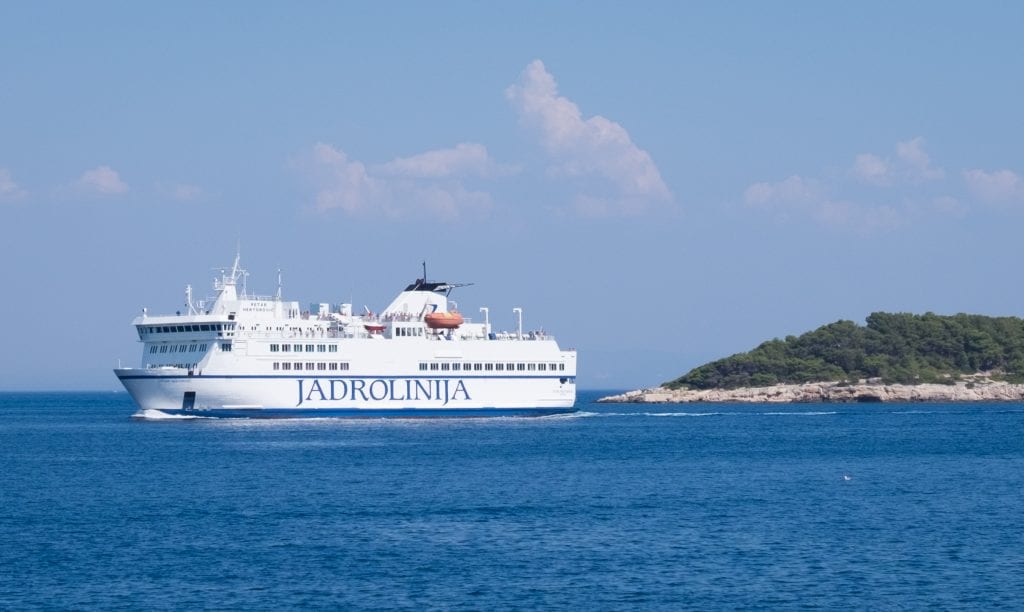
[
  {"left": 117, "top": 373, "right": 573, "bottom": 381},
  {"left": 146, "top": 407, "right": 578, "bottom": 419}
]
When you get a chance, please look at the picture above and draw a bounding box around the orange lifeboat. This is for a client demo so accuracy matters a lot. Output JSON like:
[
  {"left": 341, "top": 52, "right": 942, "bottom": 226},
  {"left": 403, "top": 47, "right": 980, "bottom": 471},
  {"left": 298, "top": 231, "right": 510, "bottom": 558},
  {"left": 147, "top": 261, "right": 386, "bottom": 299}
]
[{"left": 424, "top": 311, "right": 464, "bottom": 330}]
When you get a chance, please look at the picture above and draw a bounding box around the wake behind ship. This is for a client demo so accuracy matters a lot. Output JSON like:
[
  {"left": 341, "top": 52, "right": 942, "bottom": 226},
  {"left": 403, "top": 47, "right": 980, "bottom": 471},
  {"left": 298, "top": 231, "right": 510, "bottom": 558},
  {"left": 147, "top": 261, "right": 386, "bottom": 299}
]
[{"left": 114, "top": 255, "right": 577, "bottom": 417}]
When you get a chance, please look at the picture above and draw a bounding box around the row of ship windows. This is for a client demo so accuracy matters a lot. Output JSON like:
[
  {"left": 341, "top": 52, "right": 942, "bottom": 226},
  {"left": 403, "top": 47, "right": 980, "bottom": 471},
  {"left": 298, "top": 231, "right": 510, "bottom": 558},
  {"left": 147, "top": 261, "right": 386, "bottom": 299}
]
[
  {"left": 146, "top": 363, "right": 199, "bottom": 370},
  {"left": 418, "top": 362, "right": 566, "bottom": 372},
  {"left": 150, "top": 344, "right": 210, "bottom": 354},
  {"left": 142, "top": 324, "right": 236, "bottom": 334},
  {"left": 270, "top": 344, "right": 339, "bottom": 353},
  {"left": 273, "top": 362, "right": 351, "bottom": 371}
]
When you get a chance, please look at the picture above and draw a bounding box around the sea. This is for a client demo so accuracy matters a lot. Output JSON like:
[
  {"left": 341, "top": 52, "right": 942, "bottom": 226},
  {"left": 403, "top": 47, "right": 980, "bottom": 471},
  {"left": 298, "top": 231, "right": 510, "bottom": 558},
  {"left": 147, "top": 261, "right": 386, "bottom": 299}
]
[{"left": 2, "top": 391, "right": 1023, "bottom": 610}]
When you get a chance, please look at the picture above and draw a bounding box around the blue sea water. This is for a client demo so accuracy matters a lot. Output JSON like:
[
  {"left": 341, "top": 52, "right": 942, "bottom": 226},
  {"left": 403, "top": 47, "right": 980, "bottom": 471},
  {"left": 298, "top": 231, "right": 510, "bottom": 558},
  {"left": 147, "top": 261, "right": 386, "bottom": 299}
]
[{"left": 2, "top": 391, "right": 1023, "bottom": 610}]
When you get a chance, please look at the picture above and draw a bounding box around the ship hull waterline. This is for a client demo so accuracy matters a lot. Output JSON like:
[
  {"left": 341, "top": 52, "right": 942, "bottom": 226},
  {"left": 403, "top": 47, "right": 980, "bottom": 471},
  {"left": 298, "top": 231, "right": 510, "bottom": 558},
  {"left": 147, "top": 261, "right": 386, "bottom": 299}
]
[{"left": 117, "top": 370, "right": 577, "bottom": 419}]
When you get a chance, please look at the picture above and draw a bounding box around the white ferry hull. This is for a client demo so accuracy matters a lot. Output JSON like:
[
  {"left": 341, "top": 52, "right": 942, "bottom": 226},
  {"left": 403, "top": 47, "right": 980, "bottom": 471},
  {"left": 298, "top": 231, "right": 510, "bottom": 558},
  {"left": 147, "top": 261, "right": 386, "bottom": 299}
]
[{"left": 116, "top": 370, "right": 576, "bottom": 418}]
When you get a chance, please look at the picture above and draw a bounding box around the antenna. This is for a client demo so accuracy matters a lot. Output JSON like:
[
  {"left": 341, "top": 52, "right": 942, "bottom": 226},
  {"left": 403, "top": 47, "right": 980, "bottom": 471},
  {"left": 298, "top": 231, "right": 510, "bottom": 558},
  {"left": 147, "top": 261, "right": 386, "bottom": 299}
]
[
  {"left": 276, "top": 267, "right": 282, "bottom": 300},
  {"left": 422, "top": 260, "right": 427, "bottom": 283}
]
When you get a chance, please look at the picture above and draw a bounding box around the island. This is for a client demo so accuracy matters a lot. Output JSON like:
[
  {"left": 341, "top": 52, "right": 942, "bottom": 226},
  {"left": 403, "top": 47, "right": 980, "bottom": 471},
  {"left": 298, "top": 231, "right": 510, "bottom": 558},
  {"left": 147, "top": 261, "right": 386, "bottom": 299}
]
[{"left": 600, "top": 312, "right": 1024, "bottom": 403}]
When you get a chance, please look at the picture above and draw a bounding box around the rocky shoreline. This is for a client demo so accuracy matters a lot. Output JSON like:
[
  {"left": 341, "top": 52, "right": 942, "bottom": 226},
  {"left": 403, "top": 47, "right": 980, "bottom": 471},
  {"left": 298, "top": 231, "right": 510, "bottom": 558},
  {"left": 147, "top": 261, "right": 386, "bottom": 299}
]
[{"left": 598, "top": 380, "right": 1024, "bottom": 403}]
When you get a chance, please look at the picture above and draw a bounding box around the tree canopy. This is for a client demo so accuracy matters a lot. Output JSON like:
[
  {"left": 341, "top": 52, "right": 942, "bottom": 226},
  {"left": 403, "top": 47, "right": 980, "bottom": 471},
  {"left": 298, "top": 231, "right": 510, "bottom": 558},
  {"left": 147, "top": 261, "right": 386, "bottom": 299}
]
[{"left": 666, "top": 312, "right": 1024, "bottom": 390}]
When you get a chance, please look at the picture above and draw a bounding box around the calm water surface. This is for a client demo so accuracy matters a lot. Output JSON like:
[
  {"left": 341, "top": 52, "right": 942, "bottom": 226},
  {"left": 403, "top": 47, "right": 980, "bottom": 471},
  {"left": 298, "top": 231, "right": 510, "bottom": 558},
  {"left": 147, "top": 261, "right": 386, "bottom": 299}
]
[{"left": 2, "top": 391, "right": 1023, "bottom": 609}]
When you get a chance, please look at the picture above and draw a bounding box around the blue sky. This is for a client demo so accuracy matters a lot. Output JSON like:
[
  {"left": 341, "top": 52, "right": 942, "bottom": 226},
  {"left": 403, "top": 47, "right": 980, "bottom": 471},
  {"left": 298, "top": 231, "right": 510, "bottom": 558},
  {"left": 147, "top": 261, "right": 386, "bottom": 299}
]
[{"left": 2, "top": 3, "right": 1023, "bottom": 390}]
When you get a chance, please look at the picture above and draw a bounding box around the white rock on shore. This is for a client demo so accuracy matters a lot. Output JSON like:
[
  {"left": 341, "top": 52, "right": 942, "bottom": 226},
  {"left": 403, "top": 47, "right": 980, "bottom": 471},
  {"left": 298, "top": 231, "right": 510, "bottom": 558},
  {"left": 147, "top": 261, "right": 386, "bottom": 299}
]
[{"left": 598, "top": 380, "right": 1024, "bottom": 403}]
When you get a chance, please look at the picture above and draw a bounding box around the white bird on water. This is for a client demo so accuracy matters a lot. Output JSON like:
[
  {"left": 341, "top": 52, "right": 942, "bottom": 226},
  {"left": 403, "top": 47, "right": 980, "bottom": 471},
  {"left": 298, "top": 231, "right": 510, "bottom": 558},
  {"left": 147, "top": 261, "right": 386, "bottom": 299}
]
[{"left": 842, "top": 474, "right": 853, "bottom": 481}]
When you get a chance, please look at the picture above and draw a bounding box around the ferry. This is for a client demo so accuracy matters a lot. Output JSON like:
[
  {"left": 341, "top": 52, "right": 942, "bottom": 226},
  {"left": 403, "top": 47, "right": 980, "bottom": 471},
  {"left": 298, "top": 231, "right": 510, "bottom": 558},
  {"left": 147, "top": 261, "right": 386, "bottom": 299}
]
[{"left": 114, "top": 254, "right": 577, "bottom": 417}]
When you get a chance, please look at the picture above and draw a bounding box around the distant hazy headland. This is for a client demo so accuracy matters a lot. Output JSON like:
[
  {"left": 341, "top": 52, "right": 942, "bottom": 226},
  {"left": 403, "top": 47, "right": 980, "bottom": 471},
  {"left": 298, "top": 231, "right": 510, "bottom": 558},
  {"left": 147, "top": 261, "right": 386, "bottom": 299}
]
[{"left": 601, "top": 312, "right": 1024, "bottom": 403}]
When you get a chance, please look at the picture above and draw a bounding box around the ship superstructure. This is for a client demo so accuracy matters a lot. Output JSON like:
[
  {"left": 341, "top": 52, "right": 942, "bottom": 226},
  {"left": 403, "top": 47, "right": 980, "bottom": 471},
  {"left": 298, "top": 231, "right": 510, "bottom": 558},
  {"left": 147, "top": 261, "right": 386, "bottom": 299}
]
[{"left": 114, "top": 255, "right": 577, "bottom": 417}]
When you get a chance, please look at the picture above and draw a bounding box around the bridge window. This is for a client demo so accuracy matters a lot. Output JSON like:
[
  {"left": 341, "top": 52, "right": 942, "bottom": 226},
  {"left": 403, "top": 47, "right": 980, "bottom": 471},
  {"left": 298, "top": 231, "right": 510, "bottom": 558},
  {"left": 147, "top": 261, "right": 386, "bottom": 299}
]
[
  {"left": 329, "top": 363, "right": 338, "bottom": 371},
  {"left": 273, "top": 362, "right": 280, "bottom": 371},
  {"left": 430, "top": 363, "right": 439, "bottom": 371},
  {"left": 329, "top": 345, "right": 338, "bottom": 353},
  {"left": 221, "top": 343, "right": 232, "bottom": 352},
  {"left": 485, "top": 363, "right": 493, "bottom": 371},
  {"left": 538, "top": 364, "right": 547, "bottom": 371},
  {"left": 317, "top": 344, "right": 326, "bottom": 352},
  {"left": 270, "top": 344, "right": 279, "bottom": 352},
  {"left": 282, "top": 363, "right": 291, "bottom": 370},
  {"left": 419, "top": 363, "right": 428, "bottom": 371},
  {"left": 495, "top": 363, "right": 503, "bottom": 371},
  {"left": 305, "top": 345, "right": 314, "bottom": 352}
]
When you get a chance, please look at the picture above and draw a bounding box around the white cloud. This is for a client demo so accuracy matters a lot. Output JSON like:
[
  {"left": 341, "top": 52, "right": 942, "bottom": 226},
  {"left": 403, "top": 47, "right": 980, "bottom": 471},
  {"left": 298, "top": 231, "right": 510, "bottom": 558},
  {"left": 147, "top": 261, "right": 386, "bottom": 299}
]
[
  {"left": 750, "top": 137, "right": 973, "bottom": 230},
  {"left": 744, "top": 175, "right": 822, "bottom": 208},
  {"left": 0, "top": 168, "right": 28, "bottom": 201},
  {"left": 77, "top": 165, "right": 128, "bottom": 195},
  {"left": 506, "top": 59, "right": 671, "bottom": 213},
  {"left": 744, "top": 175, "right": 900, "bottom": 230},
  {"left": 306, "top": 144, "right": 384, "bottom": 214},
  {"left": 375, "top": 142, "right": 513, "bottom": 179},
  {"left": 895, "top": 137, "right": 944, "bottom": 181},
  {"left": 852, "top": 137, "right": 943, "bottom": 185},
  {"left": 299, "top": 143, "right": 492, "bottom": 219},
  {"left": 963, "top": 168, "right": 1024, "bottom": 203},
  {"left": 852, "top": 153, "right": 890, "bottom": 186}
]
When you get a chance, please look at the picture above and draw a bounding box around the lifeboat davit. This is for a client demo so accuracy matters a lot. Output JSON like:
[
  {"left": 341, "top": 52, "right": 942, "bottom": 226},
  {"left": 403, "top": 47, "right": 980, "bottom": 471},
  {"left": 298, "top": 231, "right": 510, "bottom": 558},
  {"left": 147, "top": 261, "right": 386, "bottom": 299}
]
[{"left": 425, "top": 311, "right": 464, "bottom": 329}]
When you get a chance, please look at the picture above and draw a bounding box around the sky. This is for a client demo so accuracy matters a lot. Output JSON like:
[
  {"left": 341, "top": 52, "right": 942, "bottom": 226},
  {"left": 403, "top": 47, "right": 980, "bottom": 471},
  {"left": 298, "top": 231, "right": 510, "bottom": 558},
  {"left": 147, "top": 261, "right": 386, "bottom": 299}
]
[{"left": 2, "top": 2, "right": 1023, "bottom": 391}]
